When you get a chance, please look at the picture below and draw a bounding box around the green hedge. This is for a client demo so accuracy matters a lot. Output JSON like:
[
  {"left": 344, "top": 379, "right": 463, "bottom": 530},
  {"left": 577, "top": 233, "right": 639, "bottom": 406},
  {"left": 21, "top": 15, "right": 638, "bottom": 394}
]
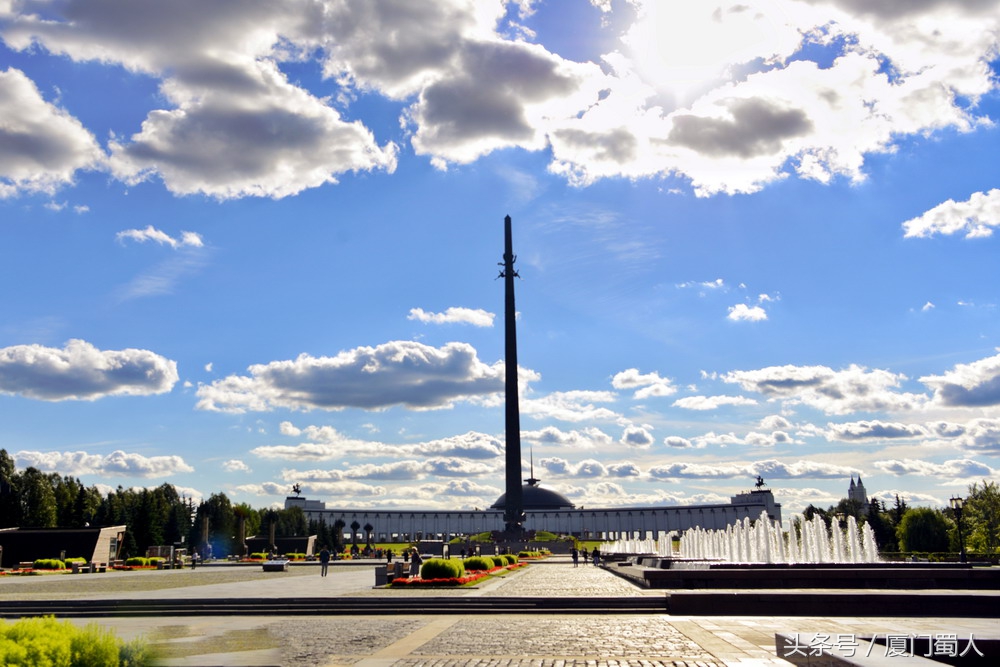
[
  {"left": 490, "top": 556, "right": 507, "bottom": 568},
  {"left": 123, "top": 557, "right": 165, "bottom": 567},
  {"left": 250, "top": 552, "right": 269, "bottom": 560},
  {"left": 420, "top": 558, "right": 465, "bottom": 579},
  {"left": 32, "top": 559, "right": 66, "bottom": 570},
  {"left": 461, "top": 556, "right": 495, "bottom": 571},
  {"left": 0, "top": 616, "right": 154, "bottom": 666},
  {"left": 502, "top": 554, "right": 518, "bottom": 565}
]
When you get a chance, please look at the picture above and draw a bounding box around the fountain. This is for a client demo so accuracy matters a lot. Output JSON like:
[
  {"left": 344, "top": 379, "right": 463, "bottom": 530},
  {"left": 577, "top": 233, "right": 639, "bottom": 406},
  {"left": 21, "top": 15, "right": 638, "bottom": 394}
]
[
  {"left": 675, "top": 512, "right": 880, "bottom": 564},
  {"left": 603, "top": 511, "right": 880, "bottom": 564},
  {"left": 602, "top": 510, "right": 993, "bottom": 591}
]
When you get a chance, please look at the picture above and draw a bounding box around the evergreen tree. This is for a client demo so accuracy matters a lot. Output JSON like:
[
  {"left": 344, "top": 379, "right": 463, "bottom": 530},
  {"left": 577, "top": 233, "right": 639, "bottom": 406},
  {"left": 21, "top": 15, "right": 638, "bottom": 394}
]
[
  {"left": 0, "top": 449, "right": 20, "bottom": 528},
  {"left": 865, "top": 498, "right": 896, "bottom": 552},
  {"left": 19, "top": 467, "right": 57, "bottom": 528},
  {"left": 196, "top": 493, "right": 236, "bottom": 557}
]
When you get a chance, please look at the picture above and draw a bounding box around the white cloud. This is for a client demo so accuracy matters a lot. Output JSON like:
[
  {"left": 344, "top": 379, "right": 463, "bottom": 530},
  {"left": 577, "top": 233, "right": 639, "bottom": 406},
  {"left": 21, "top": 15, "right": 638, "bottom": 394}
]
[
  {"left": 826, "top": 420, "right": 928, "bottom": 441},
  {"left": 759, "top": 415, "right": 792, "bottom": 430},
  {"left": 0, "top": 339, "right": 178, "bottom": 401},
  {"left": 1, "top": 0, "right": 996, "bottom": 197},
  {"left": 521, "top": 389, "right": 620, "bottom": 422},
  {"left": 921, "top": 351, "right": 1000, "bottom": 408},
  {"left": 722, "top": 363, "right": 925, "bottom": 414},
  {"left": 611, "top": 368, "right": 677, "bottom": 399},
  {"left": 251, "top": 428, "right": 502, "bottom": 462},
  {"left": 727, "top": 303, "right": 768, "bottom": 322},
  {"left": 521, "top": 425, "right": 613, "bottom": 449},
  {"left": 117, "top": 225, "right": 204, "bottom": 249},
  {"left": 538, "top": 457, "right": 608, "bottom": 479},
  {"left": 196, "top": 340, "right": 505, "bottom": 413},
  {"left": 663, "top": 435, "right": 697, "bottom": 449},
  {"left": 0, "top": 68, "right": 104, "bottom": 198},
  {"left": 648, "top": 457, "right": 858, "bottom": 480},
  {"left": 902, "top": 190, "right": 1000, "bottom": 239},
  {"left": 672, "top": 394, "right": 759, "bottom": 410},
  {"left": 873, "top": 457, "right": 996, "bottom": 479},
  {"left": 949, "top": 418, "right": 1000, "bottom": 455},
  {"left": 14, "top": 449, "right": 193, "bottom": 478},
  {"left": 619, "top": 424, "right": 654, "bottom": 449},
  {"left": 408, "top": 307, "right": 495, "bottom": 327},
  {"left": 222, "top": 459, "right": 252, "bottom": 473}
]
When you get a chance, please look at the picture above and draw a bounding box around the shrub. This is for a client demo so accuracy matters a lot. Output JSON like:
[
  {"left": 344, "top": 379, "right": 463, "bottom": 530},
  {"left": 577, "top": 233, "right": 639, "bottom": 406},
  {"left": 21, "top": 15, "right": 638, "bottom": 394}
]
[
  {"left": 490, "top": 556, "right": 507, "bottom": 568},
  {"left": 503, "top": 554, "right": 518, "bottom": 565},
  {"left": 32, "top": 558, "right": 66, "bottom": 570},
  {"left": 249, "top": 552, "right": 269, "bottom": 560},
  {"left": 286, "top": 552, "right": 306, "bottom": 560},
  {"left": 420, "top": 558, "right": 465, "bottom": 579},
  {"left": 125, "top": 557, "right": 148, "bottom": 567},
  {"left": 64, "top": 557, "right": 87, "bottom": 564},
  {"left": 462, "top": 556, "right": 494, "bottom": 571},
  {"left": 0, "top": 616, "right": 154, "bottom": 666}
]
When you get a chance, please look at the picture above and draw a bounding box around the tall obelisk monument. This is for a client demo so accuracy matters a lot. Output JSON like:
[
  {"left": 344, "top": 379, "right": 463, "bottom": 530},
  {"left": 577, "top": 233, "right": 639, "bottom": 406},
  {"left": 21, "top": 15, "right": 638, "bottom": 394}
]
[{"left": 500, "top": 215, "right": 524, "bottom": 533}]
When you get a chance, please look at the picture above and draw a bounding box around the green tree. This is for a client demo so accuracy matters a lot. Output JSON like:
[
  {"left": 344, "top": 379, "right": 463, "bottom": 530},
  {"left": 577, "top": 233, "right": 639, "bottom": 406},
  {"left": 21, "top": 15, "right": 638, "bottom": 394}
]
[
  {"left": 196, "top": 493, "right": 235, "bottom": 556},
  {"left": 0, "top": 449, "right": 20, "bottom": 528},
  {"left": 896, "top": 507, "right": 951, "bottom": 552},
  {"left": 865, "top": 498, "right": 897, "bottom": 552},
  {"left": 964, "top": 480, "right": 1000, "bottom": 554},
  {"left": 276, "top": 506, "right": 307, "bottom": 538},
  {"left": 18, "top": 467, "right": 57, "bottom": 528}
]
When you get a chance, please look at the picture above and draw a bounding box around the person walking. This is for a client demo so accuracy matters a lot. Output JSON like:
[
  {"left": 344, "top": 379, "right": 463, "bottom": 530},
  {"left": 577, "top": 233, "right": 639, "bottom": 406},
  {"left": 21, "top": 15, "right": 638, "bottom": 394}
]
[
  {"left": 409, "top": 547, "right": 422, "bottom": 578},
  {"left": 581, "top": 547, "right": 589, "bottom": 565},
  {"left": 319, "top": 545, "right": 331, "bottom": 577},
  {"left": 592, "top": 547, "right": 601, "bottom": 567},
  {"left": 571, "top": 547, "right": 579, "bottom": 567}
]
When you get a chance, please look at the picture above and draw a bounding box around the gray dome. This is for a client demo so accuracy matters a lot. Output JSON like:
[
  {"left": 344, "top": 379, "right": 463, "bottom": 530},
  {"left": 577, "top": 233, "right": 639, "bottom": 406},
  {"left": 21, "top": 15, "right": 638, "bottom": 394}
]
[{"left": 491, "top": 480, "right": 575, "bottom": 511}]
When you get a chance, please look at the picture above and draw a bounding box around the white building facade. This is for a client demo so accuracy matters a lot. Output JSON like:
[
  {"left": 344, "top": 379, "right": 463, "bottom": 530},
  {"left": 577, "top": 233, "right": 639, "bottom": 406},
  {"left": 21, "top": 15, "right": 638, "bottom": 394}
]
[{"left": 285, "top": 489, "right": 781, "bottom": 542}]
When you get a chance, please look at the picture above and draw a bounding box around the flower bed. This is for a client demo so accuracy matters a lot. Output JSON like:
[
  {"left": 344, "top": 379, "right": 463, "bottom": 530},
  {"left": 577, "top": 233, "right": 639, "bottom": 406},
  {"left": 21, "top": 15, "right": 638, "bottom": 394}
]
[
  {"left": 390, "top": 570, "right": 489, "bottom": 587},
  {"left": 388, "top": 562, "right": 525, "bottom": 587}
]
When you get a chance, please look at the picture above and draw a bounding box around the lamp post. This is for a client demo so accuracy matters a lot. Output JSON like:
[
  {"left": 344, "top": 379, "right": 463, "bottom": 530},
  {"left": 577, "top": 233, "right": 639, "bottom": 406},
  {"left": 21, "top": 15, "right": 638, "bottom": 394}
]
[{"left": 950, "top": 497, "right": 967, "bottom": 563}]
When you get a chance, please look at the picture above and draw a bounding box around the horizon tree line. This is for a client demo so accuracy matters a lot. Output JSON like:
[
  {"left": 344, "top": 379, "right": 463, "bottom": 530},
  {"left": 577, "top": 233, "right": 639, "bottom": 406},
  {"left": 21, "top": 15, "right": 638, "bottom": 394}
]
[{"left": 3, "top": 448, "right": 998, "bottom": 558}]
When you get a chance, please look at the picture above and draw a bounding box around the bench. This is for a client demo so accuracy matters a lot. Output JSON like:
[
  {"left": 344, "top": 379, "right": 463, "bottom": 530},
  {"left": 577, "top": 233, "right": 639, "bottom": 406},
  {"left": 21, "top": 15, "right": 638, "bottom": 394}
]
[
  {"left": 70, "top": 562, "right": 91, "bottom": 574},
  {"left": 262, "top": 559, "right": 289, "bottom": 572},
  {"left": 18, "top": 561, "right": 34, "bottom": 570}
]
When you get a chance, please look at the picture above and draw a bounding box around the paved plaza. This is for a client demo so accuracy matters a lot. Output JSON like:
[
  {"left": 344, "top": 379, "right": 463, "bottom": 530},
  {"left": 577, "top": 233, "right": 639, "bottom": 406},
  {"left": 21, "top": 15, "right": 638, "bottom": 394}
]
[{"left": 1, "top": 557, "right": 995, "bottom": 666}]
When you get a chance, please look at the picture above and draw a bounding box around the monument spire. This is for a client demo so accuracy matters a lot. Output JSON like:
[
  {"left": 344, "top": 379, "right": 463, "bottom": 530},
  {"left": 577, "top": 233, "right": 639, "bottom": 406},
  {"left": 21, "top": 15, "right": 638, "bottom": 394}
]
[{"left": 500, "top": 214, "right": 524, "bottom": 532}]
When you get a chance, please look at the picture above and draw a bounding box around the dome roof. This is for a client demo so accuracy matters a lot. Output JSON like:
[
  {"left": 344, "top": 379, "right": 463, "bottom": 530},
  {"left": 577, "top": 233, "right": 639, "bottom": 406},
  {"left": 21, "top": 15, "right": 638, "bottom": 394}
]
[{"left": 491, "top": 479, "right": 575, "bottom": 511}]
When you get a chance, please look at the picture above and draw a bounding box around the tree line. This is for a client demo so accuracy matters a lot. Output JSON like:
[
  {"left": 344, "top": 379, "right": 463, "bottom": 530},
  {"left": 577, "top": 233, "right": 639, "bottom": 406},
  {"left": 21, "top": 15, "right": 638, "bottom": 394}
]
[
  {"left": 3, "top": 449, "right": 998, "bottom": 558},
  {"left": 802, "top": 480, "right": 1000, "bottom": 557},
  {"left": 0, "top": 449, "right": 347, "bottom": 559}
]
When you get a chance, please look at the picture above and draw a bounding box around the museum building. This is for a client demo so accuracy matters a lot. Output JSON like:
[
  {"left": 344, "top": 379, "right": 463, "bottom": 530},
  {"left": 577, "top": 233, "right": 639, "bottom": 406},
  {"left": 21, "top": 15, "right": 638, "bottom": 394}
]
[{"left": 285, "top": 479, "right": 782, "bottom": 542}]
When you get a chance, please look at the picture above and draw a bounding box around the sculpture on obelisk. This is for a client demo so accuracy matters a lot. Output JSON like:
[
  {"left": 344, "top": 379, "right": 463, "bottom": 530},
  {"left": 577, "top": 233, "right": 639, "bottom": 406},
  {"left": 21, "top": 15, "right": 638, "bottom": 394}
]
[{"left": 499, "top": 214, "right": 524, "bottom": 533}]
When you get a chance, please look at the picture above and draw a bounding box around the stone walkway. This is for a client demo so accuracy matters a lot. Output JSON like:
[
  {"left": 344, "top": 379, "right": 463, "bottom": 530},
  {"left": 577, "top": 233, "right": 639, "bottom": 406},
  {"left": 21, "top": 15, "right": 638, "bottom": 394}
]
[{"left": 4, "top": 558, "right": 995, "bottom": 666}]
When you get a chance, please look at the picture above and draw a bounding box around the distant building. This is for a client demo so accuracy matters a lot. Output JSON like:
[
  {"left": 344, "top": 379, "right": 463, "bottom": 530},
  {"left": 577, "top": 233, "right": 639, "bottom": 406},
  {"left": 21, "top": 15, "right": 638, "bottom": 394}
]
[
  {"left": 848, "top": 475, "right": 870, "bottom": 512},
  {"left": 0, "top": 525, "right": 125, "bottom": 569},
  {"left": 285, "top": 485, "right": 781, "bottom": 542}
]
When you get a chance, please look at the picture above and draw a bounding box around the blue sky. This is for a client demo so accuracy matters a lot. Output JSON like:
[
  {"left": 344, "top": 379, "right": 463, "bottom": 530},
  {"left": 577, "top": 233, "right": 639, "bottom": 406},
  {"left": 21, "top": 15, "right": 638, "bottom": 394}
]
[{"left": 2, "top": 0, "right": 1000, "bottom": 516}]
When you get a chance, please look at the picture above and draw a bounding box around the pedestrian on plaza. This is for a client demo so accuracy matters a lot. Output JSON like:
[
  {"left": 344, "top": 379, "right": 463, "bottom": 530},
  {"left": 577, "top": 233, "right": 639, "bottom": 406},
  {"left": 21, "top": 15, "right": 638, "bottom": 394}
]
[
  {"left": 319, "top": 545, "right": 331, "bottom": 577},
  {"left": 571, "top": 547, "right": 579, "bottom": 567},
  {"left": 592, "top": 547, "right": 601, "bottom": 567},
  {"left": 386, "top": 549, "right": 393, "bottom": 563},
  {"left": 191, "top": 550, "right": 199, "bottom": 569},
  {"left": 409, "top": 548, "right": 422, "bottom": 578},
  {"left": 581, "top": 547, "right": 589, "bottom": 565}
]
